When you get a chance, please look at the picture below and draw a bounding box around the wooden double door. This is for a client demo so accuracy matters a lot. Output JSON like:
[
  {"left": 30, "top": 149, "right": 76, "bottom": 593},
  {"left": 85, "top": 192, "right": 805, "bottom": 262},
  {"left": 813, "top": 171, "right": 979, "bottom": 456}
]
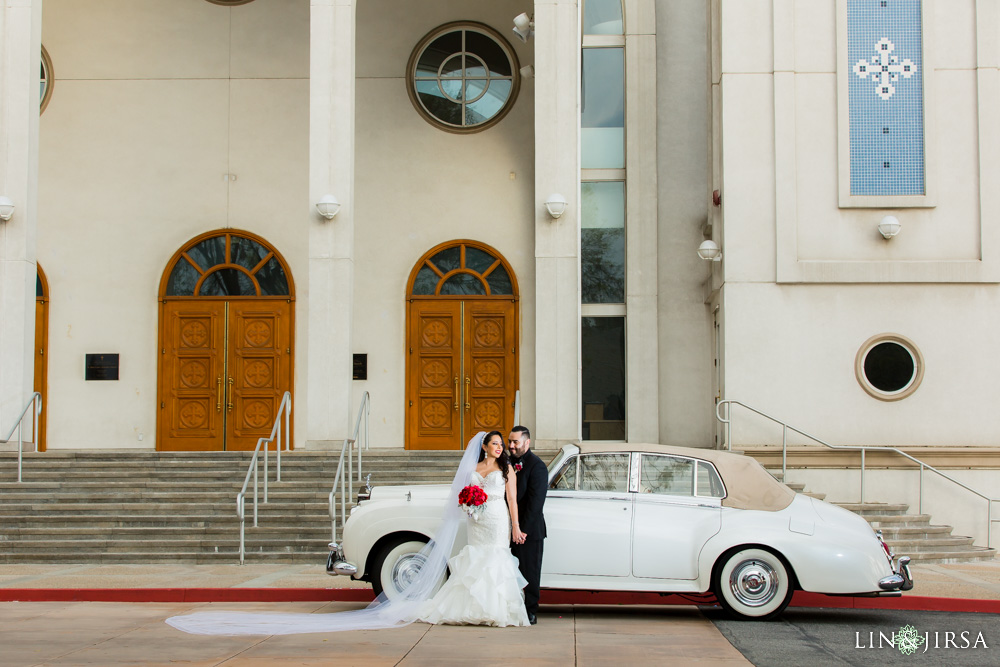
[
  {"left": 408, "top": 299, "right": 518, "bottom": 449},
  {"left": 159, "top": 300, "right": 292, "bottom": 451}
]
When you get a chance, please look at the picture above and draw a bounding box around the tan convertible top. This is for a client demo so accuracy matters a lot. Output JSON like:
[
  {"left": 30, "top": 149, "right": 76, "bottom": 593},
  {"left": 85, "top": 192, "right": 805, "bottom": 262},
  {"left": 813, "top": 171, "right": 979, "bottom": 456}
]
[{"left": 572, "top": 442, "right": 795, "bottom": 512}]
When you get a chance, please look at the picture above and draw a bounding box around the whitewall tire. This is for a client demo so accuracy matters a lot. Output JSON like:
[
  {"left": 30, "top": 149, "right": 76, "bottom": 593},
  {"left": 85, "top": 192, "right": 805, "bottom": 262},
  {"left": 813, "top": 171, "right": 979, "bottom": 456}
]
[
  {"left": 371, "top": 537, "right": 445, "bottom": 600},
  {"left": 713, "top": 547, "right": 794, "bottom": 621}
]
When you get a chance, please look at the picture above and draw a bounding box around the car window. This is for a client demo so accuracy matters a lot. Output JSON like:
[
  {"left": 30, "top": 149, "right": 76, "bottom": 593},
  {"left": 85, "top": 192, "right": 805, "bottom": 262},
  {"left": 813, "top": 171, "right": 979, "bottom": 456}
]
[
  {"left": 579, "top": 454, "right": 630, "bottom": 492},
  {"left": 696, "top": 461, "right": 725, "bottom": 498},
  {"left": 639, "top": 454, "right": 694, "bottom": 496},
  {"left": 550, "top": 456, "right": 578, "bottom": 490}
]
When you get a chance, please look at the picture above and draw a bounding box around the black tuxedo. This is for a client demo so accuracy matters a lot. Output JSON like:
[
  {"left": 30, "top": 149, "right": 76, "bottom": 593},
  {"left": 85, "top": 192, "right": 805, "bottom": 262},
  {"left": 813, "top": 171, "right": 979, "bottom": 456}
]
[{"left": 510, "top": 448, "right": 546, "bottom": 617}]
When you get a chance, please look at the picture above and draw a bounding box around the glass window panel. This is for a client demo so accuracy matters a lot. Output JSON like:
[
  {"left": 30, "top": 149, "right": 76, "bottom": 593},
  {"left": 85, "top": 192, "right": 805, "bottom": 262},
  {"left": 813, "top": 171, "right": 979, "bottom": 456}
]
[
  {"left": 464, "top": 54, "right": 489, "bottom": 78},
  {"left": 165, "top": 257, "right": 200, "bottom": 297},
  {"left": 464, "top": 246, "right": 496, "bottom": 274},
  {"left": 439, "top": 272, "right": 487, "bottom": 295},
  {"left": 550, "top": 456, "right": 578, "bottom": 490},
  {"left": 36, "top": 273, "right": 43, "bottom": 297},
  {"left": 486, "top": 265, "right": 513, "bottom": 295},
  {"left": 466, "top": 79, "right": 511, "bottom": 125},
  {"left": 697, "top": 462, "right": 725, "bottom": 498},
  {"left": 198, "top": 268, "right": 256, "bottom": 297},
  {"left": 581, "top": 181, "right": 625, "bottom": 303},
  {"left": 465, "top": 30, "right": 512, "bottom": 76},
  {"left": 416, "top": 81, "right": 463, "bottom": 126},
  {"left": 864, "top": 342, "right": 915, "bottom": 392},
  {"left": 584, "top": 0, "right": 624, "bottom": 34},
  {"left": 253, "top": 256, "right": 290, "bottom": 296},
  {"left": 440, "top": 78, "right": 464, "bottom": 101},
  {"left": 582, "top": 48, "right": 625, "bottom": 168},
  {"left": 578, "top": 453, "right": 630, "bottom": 492},
  {"left": 230, "top": 236, "right": 269, "bottom": 272},
  {"left": 430, "top": 247, "right": 461, "bottom": 273},
  {"left": 412, "top": 265, "right": 439, "bottom": 295},
  {"left": 185, "top": 236, "right": 226, "bottom": 272},
  {"left": 640, "top": 455, "right": 694, "bottom": 496},
  {"left": 582, "top": 317, "right": 625, "bottom": 440},
  {"left": 439, "top": 54, "right": 464, "bottom": 79},
  {"left": 416, "top": 32, "right": 463, "bottom": 78}
]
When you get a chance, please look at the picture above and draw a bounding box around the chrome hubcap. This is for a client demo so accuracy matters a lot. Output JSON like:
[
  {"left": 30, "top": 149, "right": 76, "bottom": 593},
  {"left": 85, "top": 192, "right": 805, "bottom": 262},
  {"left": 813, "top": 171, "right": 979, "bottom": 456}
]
[
  {"left": 729, "top": 559, "right": 779, "bottom": 607},
  {"left": 391, "top": 553, "right": 425, "bottom": 591}
]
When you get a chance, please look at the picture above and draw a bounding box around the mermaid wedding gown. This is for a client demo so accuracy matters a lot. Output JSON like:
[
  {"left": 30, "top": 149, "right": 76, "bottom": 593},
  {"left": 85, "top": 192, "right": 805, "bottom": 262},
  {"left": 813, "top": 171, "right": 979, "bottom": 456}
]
[{"left": 419, "top": 469, "right": 530, "bottom": 627}]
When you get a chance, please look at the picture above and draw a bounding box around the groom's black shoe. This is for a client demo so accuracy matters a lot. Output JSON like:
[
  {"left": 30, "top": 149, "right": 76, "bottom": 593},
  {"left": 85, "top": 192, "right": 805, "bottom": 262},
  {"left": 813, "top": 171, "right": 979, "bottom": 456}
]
[{"left": 528, "top": 613, "right": 537, "bottom": 625}]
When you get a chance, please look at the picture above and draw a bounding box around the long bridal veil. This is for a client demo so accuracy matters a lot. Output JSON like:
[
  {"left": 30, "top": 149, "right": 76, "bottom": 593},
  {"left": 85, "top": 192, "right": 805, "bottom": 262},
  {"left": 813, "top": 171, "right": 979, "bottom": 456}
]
[{"left": 165, "top": 432, "right": 486, "bottom": 636}]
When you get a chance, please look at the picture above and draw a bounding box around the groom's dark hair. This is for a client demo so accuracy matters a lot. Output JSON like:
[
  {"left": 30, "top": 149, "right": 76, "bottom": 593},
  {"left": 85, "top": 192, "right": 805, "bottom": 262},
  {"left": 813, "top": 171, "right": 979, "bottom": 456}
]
[{"left": 511, "top": 425, "right": 530, "bottom": 440}]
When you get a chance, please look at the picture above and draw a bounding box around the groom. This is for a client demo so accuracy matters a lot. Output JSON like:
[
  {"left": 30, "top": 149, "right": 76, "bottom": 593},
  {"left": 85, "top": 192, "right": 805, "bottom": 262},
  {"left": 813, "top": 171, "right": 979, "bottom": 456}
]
[{"left": 508, "top": 425, "right": 546, "bottom": 625}]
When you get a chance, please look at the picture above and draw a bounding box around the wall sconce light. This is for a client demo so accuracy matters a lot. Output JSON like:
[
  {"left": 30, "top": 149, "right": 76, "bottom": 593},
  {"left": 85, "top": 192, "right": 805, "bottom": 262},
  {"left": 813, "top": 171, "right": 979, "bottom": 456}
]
[
  {"left": 519, "top": 65, "right": 534, "bottom": 79},
  {"left": 697, "top": 239, "right": 722, "bottom": 262},
  {"left": 544, "top": 193, "right": 567, "bottom": 219},
  {"left": 513, "top": 13, "right": 534, "bottom": 42},
  {"left": 877, "top": 215, "right": 901, "bottom": 239},
  {"left": 315, "top": 194, "right": 341, "bottom": 220},
  {"left": 0, "top": 196, "right": 14, "bottom": 222}
]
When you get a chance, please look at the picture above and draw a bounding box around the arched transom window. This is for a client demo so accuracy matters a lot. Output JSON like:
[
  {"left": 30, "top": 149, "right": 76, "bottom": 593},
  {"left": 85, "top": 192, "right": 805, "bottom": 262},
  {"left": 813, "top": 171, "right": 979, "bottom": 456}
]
[
  {"left": 163, "top": 231, "right": 291, "bottom": 298},
  {"left": 409, "top": 242, "right": 516, "bottom": 296}
]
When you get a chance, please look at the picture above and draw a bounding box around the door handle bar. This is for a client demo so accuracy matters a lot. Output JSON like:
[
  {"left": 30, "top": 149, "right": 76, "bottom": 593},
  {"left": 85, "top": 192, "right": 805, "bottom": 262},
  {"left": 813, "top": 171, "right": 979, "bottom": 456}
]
[
  {"left": 227, "top": 377, "right": 234, "bottom": 412},
  {"left": 216, "top": 376, "right": 222, "bottom": 412}
]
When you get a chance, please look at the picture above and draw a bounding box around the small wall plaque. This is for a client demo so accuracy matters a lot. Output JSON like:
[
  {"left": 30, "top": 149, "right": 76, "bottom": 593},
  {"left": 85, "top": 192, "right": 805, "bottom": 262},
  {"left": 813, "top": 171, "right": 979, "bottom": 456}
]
[
  {"left": 85, "top": 354, "right": 119, "bottom": 381},
  {"left": 353, "top": 354, "right": 367, "bottom": 381}
]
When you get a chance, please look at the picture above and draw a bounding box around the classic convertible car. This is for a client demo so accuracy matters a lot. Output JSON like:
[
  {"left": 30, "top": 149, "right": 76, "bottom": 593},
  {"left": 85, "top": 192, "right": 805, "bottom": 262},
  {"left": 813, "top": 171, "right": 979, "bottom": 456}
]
[{"left": 327, "top": 443, "right": 913, "bottom": 620}]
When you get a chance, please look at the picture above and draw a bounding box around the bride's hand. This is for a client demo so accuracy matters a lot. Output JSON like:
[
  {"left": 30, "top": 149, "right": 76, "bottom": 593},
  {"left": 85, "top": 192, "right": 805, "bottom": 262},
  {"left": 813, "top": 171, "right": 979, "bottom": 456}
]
[{"left": 512, "top": 527, "right": 527, "bottom": 544}]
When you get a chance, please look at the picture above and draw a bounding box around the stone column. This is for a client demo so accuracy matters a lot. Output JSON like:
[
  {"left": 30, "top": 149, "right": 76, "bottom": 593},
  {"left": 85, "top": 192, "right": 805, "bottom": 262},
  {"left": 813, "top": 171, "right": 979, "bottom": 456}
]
[
  {"left": 0, "top": 0, "right": 42, "bottom": 439},
  {"left": 533, "top": 0, "right": 581, "bottom": 447},
  {"left": 306, "top": 0, "right": 355, "bottom": 448}
]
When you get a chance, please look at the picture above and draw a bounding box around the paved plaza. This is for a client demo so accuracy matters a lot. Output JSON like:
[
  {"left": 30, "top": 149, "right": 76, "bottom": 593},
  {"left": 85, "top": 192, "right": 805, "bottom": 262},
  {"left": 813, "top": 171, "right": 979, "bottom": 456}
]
[{"left": 0, "top": 560, "right": 997, "bottom": 666}]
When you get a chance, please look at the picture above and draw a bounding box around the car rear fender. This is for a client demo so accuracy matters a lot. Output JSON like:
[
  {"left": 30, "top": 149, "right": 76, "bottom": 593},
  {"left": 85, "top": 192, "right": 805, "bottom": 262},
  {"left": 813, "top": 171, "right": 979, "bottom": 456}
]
[{"left": 341, "top": 499, "right": 453, "bottom": 576}]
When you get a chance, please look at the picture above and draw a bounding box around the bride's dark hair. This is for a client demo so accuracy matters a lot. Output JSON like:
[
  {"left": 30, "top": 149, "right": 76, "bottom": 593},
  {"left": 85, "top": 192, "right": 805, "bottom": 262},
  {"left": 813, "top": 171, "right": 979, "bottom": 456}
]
[{"left": 478, "top": 430, "right": 510, "bottom": 481}]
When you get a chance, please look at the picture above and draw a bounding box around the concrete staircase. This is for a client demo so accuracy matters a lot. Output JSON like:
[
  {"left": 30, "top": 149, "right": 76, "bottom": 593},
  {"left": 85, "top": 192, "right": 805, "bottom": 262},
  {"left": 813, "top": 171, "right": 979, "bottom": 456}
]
[
  {"left": 778, "top": 478, "right": 996, "bottom": 564},
  {"left": 0, "top": 450, "right": 465, "bottom": 564}
]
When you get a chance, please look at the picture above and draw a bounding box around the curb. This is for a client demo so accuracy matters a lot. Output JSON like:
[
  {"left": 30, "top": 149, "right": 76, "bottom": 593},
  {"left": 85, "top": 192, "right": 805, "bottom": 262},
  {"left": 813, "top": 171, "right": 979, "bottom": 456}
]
[{"left": 1, "top": 588, "right": 998, "bottom": 613}]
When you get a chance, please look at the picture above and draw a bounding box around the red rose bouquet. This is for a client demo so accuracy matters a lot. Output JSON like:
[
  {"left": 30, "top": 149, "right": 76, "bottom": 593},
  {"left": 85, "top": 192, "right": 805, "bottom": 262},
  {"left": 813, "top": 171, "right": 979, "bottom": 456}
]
[{"left": 458, "top": 484, "right": 488, "bottom": 521}]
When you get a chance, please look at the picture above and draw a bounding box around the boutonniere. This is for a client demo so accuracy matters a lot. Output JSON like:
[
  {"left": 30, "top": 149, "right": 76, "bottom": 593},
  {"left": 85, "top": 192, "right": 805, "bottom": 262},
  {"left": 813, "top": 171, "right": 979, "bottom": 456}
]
[{"left": 514, "top": 462, "right": 523, "bottom": 472}]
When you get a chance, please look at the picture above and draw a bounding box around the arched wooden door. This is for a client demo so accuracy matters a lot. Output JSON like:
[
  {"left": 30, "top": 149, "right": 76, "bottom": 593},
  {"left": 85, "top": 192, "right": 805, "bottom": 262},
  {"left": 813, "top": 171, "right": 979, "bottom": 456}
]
[
  {"left": 157, "top": 231, "right": 294, "bottom": 451},
  {"left": 34, "top": 266, "right": 48, "bottom": 452},
  {"left": 406, "top": 241, "right": 519, "bottom": 450}
]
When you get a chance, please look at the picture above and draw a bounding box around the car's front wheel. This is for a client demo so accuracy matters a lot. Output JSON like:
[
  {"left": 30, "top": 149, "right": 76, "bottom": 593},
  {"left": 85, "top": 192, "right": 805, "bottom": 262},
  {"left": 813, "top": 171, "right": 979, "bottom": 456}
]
[
  {"left": 370, "top": 537, "right": 446, "bottom": 600},
  {"left": 713, "top": 547, "right": 794, "bottom": 620}
]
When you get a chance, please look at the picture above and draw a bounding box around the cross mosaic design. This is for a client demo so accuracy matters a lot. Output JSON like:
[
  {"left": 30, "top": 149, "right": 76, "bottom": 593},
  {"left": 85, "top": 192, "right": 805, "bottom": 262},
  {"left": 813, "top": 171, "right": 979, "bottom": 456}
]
[{"left": 853, "top": 38, "right": 917, "bottom": 101}]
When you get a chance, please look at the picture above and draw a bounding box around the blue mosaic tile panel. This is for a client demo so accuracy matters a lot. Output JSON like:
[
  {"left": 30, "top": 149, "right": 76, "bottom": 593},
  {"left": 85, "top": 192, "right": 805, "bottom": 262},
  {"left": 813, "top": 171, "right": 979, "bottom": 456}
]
[{"left": 847, "top": 0, "right": 924, "bottom": 196}]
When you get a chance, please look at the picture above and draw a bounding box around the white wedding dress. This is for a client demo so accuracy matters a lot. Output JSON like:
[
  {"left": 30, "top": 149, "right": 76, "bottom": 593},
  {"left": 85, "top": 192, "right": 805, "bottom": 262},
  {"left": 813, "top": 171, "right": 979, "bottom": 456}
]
[{"left": 419, "top": 469, "right": 530, "bottom": 627}]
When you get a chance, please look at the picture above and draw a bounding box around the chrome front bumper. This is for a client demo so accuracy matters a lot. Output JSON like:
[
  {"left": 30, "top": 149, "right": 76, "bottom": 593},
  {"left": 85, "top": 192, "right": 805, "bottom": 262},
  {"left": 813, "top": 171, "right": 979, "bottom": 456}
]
[
  {"left": 326, "top": 542, "right": 358, "bottom": 577},
  {"left": 878, "top": 555, "right": 914, "bottom": 591}
]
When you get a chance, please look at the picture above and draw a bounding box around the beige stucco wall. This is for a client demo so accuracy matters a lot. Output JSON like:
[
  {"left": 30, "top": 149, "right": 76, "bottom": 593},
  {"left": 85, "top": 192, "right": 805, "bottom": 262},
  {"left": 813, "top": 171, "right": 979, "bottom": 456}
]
[
  {"left": 38, "top": 0, "right": 310, "bottom": 448},
  {"left": 352, "top": 0, "right": 536, "bottom": 448},
  {"left": 717, "top": 0, "right": 1000, "bottom": 447}
]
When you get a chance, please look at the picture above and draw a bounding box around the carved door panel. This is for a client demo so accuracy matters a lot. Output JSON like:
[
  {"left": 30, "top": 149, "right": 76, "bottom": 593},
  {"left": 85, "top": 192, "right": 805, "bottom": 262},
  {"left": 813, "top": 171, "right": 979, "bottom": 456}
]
[
  {"left": 408, "top": 301, "right": 463, "bottom": 450},
  {"left": 464, "top": 302, "right": 516, "bottom": 445},
  {"left": 227, "top": 302, "right": 291, "bottom": 451},
  {"left": 33, "top": 296, "right": 48, "bottom": 451},
  {"left": 159, "top": 301, "right": 226, "bottom": 451},
  {"left": 159, "top": 301, "right": 292, "bottom": 451}
]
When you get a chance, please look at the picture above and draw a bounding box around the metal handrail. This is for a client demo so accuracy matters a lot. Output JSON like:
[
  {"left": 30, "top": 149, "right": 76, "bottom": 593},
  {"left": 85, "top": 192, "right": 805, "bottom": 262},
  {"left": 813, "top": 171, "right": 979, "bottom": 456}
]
[
  {"left": 2, "top": 392, "right": 42, "bottom": 482},
  {"left": 717, "top": 399, "right": 998, "bottom": 548},
  {"left": 237, "top": 391, "right": 292, "bottom": 564},
  {"left": 328, "top": 391, "right": 371, "bottom": 545}
]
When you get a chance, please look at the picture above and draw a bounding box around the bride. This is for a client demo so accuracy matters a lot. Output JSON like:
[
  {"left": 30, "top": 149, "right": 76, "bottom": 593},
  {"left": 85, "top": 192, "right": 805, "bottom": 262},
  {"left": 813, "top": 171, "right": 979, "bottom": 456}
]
[
  {"left": 166, "top": 431, "right": 529, "bottom": 635},
  {"left": 419, "top": 430, "right": 530, "bottom": 626}
]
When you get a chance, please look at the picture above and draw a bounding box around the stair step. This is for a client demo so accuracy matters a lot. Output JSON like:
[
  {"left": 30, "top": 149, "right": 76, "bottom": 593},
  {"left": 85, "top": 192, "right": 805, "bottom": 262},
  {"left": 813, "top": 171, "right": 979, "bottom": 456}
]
[{"left": 835, "top": 503, "right": 911, "bottom": 515}]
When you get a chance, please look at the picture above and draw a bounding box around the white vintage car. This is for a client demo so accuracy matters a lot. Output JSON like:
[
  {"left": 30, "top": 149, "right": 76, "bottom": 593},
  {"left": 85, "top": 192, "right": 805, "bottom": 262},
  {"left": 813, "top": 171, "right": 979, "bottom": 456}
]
[{"left": 327, "top": 443, "right": 913, "bottom": 620}]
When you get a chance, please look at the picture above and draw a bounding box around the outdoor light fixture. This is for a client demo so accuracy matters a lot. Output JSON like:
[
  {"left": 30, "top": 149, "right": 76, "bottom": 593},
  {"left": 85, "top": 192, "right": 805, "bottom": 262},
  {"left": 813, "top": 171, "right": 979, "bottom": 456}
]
[
  {"left": 519, "top": 65, "right": 534, "bottom": 79},
  {"left": 877, "top": 215, "right": 901, "bottom": 239},
  {"left": 315, "top": 194, "right": 341, "bottom": 220},
  {"left": 513, "top": 13, "right": 534, "bottom": 42},
  {"left": 697, "top": 239, "right": 722, "bottom": 262},
  {"left": 544, "top": 193, "right": 567, "bottom": 219},
  {"left": 0, "top": 196, "right": 14, "bottom": 222}
]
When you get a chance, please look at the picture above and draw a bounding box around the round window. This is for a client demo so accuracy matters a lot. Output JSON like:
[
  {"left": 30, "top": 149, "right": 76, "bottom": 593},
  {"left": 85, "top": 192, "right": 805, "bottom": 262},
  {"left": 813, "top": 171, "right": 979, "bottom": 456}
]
[
  {"left": 406, "top": 22, "right": 520, "bottom": 133},
  {"left": 40, "top": 46, "right": 53, "bottom": 114},
  {"left": 855, "top": 334, "right": 924, "bottom": 401}
]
